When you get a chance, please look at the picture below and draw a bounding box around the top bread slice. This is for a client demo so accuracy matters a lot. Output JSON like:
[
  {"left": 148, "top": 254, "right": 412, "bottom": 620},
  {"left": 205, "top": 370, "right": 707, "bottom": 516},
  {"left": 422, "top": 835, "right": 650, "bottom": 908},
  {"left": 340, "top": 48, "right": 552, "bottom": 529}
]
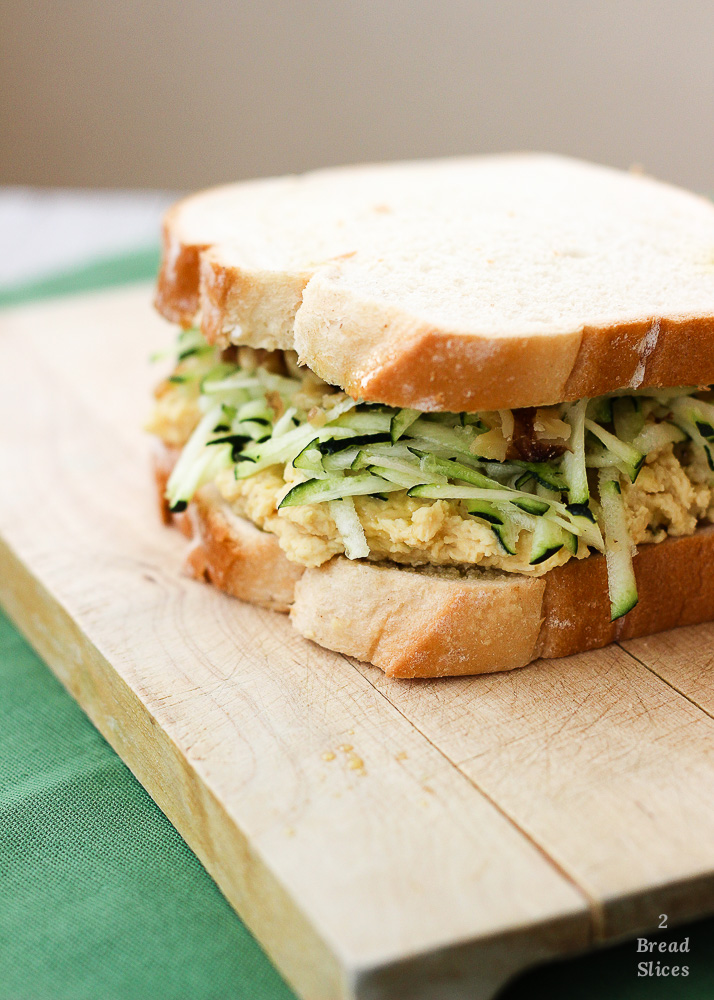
[{"left": 156, "top": 154, "right": 714, "bottom": 412}]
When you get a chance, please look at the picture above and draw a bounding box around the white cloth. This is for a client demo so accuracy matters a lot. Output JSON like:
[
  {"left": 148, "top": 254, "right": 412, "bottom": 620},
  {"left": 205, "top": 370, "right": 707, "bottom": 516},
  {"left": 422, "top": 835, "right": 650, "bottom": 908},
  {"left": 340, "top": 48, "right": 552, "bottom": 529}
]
[{"left": 0, "top": 188, "right": 177, "bottom": 287}]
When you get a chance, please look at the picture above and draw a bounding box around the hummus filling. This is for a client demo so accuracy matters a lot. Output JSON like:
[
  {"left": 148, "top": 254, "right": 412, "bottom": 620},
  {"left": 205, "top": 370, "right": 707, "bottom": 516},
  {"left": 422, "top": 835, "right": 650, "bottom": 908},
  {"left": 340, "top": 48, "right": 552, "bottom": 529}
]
[
  {"left": 210, "top": 444, "right": 714, "bottom": 572},
  {"left": 148, "top": 336, "right": 714, "bottom": 576}
]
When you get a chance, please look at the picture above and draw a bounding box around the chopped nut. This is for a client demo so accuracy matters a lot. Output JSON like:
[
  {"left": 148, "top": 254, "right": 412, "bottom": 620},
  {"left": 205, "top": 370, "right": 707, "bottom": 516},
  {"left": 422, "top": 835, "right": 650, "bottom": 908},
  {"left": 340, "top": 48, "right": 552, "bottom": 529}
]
[
  {"left": 238, "top": 346, "right": 258, "bottom": 371},
  {"left": 534, "top": 408, "right": 571, "bottom": 441},
  {"left": 498, "top": 409, "right": 515, "bottom": 441},
  {"left": 308, "top": 406, "right": 327, "bottom": 428},
  {"left": 470, "top": 427, "right": 508, "bottom": 461},
  {"left": 266, "top": 390, "right": 285, "bottom": 419},
  {"left": 322, "top": 390, "right": 347, "bottom": 409}
]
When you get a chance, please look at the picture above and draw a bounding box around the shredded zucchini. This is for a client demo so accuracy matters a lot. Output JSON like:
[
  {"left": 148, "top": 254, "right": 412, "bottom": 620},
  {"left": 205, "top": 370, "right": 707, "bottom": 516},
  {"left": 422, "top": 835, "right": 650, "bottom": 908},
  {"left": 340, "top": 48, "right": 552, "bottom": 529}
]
[
  {"left": 598, "top": 469, "right": 639, "bottom": 620},
  {"left": 329, "top": 496, "right": 369, "bottom": 559},
  {"left": 155, "top": 328, "right": 714, "bottom": 610}
]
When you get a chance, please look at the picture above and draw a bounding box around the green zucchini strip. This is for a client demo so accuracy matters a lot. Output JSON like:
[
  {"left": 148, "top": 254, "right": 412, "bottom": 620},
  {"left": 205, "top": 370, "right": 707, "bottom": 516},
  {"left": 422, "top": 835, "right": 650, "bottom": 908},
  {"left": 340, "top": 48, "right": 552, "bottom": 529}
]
[
  {"left": 561, "top": 398, "right": 589, "bottom": 504},
  {"left": 598, "top": 468, "right": 638, "bottom": 620},
  {"left": 158, "top": 328, "right": 711, "bottom": 610},
  {"left": 329, "top": 496, "right": 369, "bottom": 559},
  {"left": 585, "top": 418, "right": 644, "bottom": 481},
  {"left": 279, "top": 474, "right": 403, "bottom": 507}
]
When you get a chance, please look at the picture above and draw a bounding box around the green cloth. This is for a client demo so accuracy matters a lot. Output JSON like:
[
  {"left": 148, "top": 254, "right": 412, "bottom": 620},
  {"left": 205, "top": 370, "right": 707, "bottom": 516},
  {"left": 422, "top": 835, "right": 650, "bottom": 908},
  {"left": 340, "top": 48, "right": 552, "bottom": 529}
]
[
  {"left": 0, "top": 246, "right": 162, "bottom": 309},
  {"left": 0, "top": 607, "right": 295, "bottom": 1000},
  {"left": 1, "top": 250, "right": 713, "bottom": 999}
]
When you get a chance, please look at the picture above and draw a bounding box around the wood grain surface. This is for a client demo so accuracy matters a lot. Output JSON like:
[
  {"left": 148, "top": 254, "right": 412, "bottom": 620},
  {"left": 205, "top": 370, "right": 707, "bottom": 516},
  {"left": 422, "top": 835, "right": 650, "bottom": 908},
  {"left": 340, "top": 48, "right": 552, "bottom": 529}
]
[{"left": 1, "top": 285, "right": 713, "bottom": 999}]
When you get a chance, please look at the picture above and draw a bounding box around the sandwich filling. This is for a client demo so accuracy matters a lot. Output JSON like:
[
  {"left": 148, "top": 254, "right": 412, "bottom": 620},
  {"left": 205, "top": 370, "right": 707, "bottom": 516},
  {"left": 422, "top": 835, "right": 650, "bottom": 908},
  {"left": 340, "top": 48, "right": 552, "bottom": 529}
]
[{"left": 148, "top": 328, "right": 714, "bottom": 621}]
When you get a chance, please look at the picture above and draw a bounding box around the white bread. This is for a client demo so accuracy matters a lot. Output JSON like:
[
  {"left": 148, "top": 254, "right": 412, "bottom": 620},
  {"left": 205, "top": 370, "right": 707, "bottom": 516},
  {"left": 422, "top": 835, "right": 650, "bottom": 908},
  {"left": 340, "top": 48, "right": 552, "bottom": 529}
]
[
  {"left": 156, "top": 154, "right": 714, "bottom": 412},
  {"left": 153, "top": 446, "right": 714, "bottom": 678},
  {"left": 153, "top": 445, "right": 302, "bottom": 612}
]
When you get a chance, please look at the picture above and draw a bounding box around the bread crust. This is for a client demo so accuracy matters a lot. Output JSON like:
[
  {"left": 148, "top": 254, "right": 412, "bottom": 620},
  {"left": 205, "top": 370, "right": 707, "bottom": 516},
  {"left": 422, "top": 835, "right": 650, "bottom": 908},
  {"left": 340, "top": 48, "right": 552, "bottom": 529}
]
[
  {"left": 537, "top": 525, "right": 714, "bottom": 657},
  {"left": 294, "top": 275, "right": 585, "bottom": 412},
  {"left": 152, "top": 445, "right": 714, "bottom": 677},
  {"left": 154, "top": 208, "right": 208, "bottom": 326},
  {"left": 290, "top": 561, "right": 546, "bottom": 678},
  {"left": 155, "top": 155, "right": 714, "bottom": 411},
  {"left": 152, "top": 445, "right": 302, "bottom": 612},
  {"left": 202, "top": 264, "right": 714, "bottom": 412}
]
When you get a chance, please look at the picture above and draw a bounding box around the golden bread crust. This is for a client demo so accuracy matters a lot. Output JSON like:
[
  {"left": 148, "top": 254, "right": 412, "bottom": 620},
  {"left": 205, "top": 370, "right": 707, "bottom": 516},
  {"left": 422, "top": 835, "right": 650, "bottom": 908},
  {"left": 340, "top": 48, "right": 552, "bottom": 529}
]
[
  {"left": 152, "top": 445, "right": 714, "bottom": 676},
  {"left": 154, "top": 155, "right": 714, "bottom": 410},
  {"left": 152, "top": 445, "right": 302, "bottom": 612}
]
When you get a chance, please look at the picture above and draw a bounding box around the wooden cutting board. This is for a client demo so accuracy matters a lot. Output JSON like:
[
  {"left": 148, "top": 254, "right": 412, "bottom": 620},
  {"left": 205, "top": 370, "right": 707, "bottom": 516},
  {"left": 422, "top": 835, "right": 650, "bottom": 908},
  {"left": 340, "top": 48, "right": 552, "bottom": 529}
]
[{"left": 2, "top": 285, "right": 714, "bottom": 1000}]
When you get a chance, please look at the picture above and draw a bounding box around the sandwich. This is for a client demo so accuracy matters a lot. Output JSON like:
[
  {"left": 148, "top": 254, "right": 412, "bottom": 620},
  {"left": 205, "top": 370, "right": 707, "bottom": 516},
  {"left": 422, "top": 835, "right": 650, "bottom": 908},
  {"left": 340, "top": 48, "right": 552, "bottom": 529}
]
[{"left": 147, "top": 154, "right": 714, "bottom": 678}]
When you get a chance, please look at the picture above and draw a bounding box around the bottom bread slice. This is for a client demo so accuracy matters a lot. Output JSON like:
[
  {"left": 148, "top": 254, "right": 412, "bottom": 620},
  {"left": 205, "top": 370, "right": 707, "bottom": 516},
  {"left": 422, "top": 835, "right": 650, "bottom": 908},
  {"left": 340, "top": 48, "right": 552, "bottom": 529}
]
[{"left": 153, "top": 447, "right": 714, "bottom": 678}]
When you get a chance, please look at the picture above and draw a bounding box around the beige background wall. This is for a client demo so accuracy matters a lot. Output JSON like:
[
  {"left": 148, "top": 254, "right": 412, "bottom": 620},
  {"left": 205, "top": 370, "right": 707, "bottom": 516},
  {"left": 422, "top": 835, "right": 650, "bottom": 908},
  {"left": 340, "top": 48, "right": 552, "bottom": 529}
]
[{"left": 2, "top": 0, "right": 713, "bottom": 193}]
